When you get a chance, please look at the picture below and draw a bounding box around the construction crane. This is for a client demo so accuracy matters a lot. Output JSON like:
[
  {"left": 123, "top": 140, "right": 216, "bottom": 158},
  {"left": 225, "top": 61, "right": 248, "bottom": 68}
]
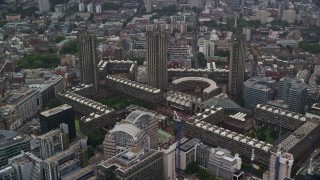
[
  {"left": 174, "top": 110, "right": 182, "bottom": 180},
  {"left": 251, "top": 117, "right": 259, "bottom": 180},
  {"left": 274, "top": 113, "right": 283, "bottom": 180},
  {"left": 0, "top": 59, "right": 9, "bottom": 74}
]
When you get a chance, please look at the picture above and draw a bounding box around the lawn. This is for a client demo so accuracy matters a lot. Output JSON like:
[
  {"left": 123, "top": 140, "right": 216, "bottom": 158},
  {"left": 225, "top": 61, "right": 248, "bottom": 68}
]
[{"left": 75, "top": 118, "right": 80, "bottom": 133}]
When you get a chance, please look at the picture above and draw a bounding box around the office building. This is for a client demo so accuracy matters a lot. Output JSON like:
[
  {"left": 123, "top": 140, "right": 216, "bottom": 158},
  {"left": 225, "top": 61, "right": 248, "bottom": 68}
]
[
  {"left": 228, "top": 29, "right": 246, "bottom": 99},
  {"left": 280, "top": 77, "right": 307, "bottom": 114},
  {"left": 38, "top": 0, "right": 50, "bottom": 12},
  {"left": 264, "top": 152, "right": 294, "bottom": 180},
  {"left": 244, "top": 77, "right": 275, "bottom": 110},
  {"left": 8, "top": 152, "right": 44, "bottom": 180},
  {"left": 0, "top": 105, "right": 21, "bottom": 130},
  {"left": 256, "top": 10, "right": 269, "bottom": 24},
  {"left": 38, "top": 123, "right": 70, "bottom": 159},
  {"left": 208, "top": 150, "right": 243, "bottom": 179},
  {"left": 144, "top": 0, "right": 152, "bottom": 13},
  {"left": 0, "top": 166, "right": 16, "bottom": 180},
  {"left": 0, "top": 130, "right": 30, "bottom": 166},
  {"left": 97, "top": 147, "right": 164, "bottom": 180},
  {"left": 39, "top": 104, "right": 76, "bottom": 139},
  {"left": 43, "top": 139, "right": 88, "bottom": 180},
  {"left": 179, "top": 138, "right": 201, "bottom": 170},
  {"left": 77, "top": 30, "right": 98, "bottom": 92},
  {"left": 161, "top": 143, "right": 176, "bottom": 180},
  {"left": 146, "top": 30, "right": 168, "bottom": 90},
  {"left": 282, "top": 9, "right": 296, "bottom": 24},
  {"left": 103, "top": 110, "right": 158, "bottom": 159}
]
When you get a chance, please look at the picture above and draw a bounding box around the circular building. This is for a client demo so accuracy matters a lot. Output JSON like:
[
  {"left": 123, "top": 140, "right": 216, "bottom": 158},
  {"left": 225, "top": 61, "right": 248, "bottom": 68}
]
[{"left": 172, "top": 77, "right": 220, "bottom": 100}]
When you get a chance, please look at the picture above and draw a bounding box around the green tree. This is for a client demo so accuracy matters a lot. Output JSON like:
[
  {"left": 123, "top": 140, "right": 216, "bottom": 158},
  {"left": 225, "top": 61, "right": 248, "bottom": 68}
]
[
  {"left": 87, "top": 131, "right": 105, "bottom": 147},
  {"left": 102, "top": 2, "right": 122, "bottom": 10},
  {"left": 203, "top": 20, "right": 218, "bottom": 28},
  {"left": 46, "top": 99, "right": 61, "bottom": 109},
  {"left": 185, "top": 161, "right": 199, "bottom": 175},
  {"left": 257, "top": 131, "right": 266, "bottom": 141},
  {"left": 197, "top": 168, "right": 211, "bottom": 180},
  {"left": 270, "top": 129, "right": 279, "bottom": 139},
  {"left": 132, "top": 57, "right": 144, "bottom": 65},
  {"left": 87, "top": 145, "right": 94, "bottom": 158},
  {"left": 55, "top": 35, "right": 65, "bottom": 43},
  {"left": 197, "top": 52, "right": 207, "bottom": 68},
  {"left": 215, "top": 50, "right": 229, "bottom": 57},
  {"left": 61, "top": 39, "right": 78, "bottom": 55}
]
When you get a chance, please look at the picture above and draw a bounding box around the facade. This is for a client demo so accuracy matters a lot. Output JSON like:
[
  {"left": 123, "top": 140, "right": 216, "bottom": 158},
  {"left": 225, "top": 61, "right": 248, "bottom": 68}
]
[
  {"left": 0, "top": 166, "right": 16, "bottom": 180},
  {"left": 244, "top": 77, "right": 275, "bottom": 110},
  {"left": 97, "top": 148, "right": 164, "bottom": 180},
  {"left": 39, "top": 104, "right": 76, "bottom": 139},
  {"left": 38, "top": 123, "right": 70, "bottom": 159},
  {"left": 228, "top": 30, "right": 246, "bottom": 99},
  {"left": 179, "top": 138, "right": 202, "bottom": 170},
  {"left": 106, "top": 75, "right": 163, "bottom": 104},
  {"left": 255, "top": 104, "right": 306, "bottom": 131},
  {"left": 161, "top": 143, "right": 176, "bottom": 180},
  {"left": 146, "top": 30, "right": 168, "bottom": 90},
  {"left": 280, "top": 77, "right": 307, "bottom": 114},
  {"left": 57, "top": 92, "right": 115, "bottom": 135},
  {"left": 98, "top": 60, "right": 138, "bottom": 81},
  {"left": 38, "top": 0, "right": 50, "bottom": 12},
  {"left": 29, "top": 75, "right": 65, "bottom": 106},
  {"left": 264, "top": 152, "right": 294, "bottom": 180},
  {"left": 0, "top": 105, "right": 22, "bottom": 130},
  {"left": 184, "top": 113, "right": 273, "bottom": 167},
  {"left": 256, "top": 10, "right": 269, "bottom": 24},
  {"left": 61, "top": 164, "right": 95, "bottom": 180},
  {"left": 144, "top": 0, "right": 152, "bottom": 13},
  {"left": 103, "top": 110, "right": 158, "bottom": 159},
  {"left": 77, "top": 30, "right": 98, "bottom": 92},
  {"left": 43, "top": 139, "right": 88, "bottom": 180},
  {"left": 208, "top": 150, "right": 243, "bottom": 179},
  {"left": 168, "top": 68, "right": 233, "bottom": 83},
  {"left": 282, "top": 10, "right": 296, "bottom": 24},
  {"left": 8, "top": 152, "right": 44, "bottom": 180},
  {"left": 0, "top": 130, "right": 30, "bottom": 166}
]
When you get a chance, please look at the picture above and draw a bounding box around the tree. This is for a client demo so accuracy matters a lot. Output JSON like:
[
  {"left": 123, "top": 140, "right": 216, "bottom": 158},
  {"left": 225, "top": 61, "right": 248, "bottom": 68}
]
[
  {"left": 46, "top": 99, "right": 61, "bottom": 109},
  {"left": 197, "top": 168, "right": 211, "bottom": 180},
  {"left": 88, "top": 145, "right": 94, "bottom": 158},
  {"left": 87, "top": 131, "right": 105, "bottom": 147},
  {"left": 203, "top": 20, "right": 218, "bottom": 28},
  {"left": 270, "top": 129, "right": 279, "bottom": 139},
  {"left": 55, "top": 35, "right": 65, "bottom": 43},
  {"left": 257, "top": 131, "right": 266, "bottom": 141},
  {"left": 17, "top": 54, "right": 60, "bottom": 69},
  {"left": 197, "top": 52, "right": 207, "bottom": 68},
  {"left": 215, "top": 50, "right": 229, "bottom": 57},
  {"left": 185, "top": 162, "right": 199, "bottom": 175},
  {"left": 61, "top": 39, "right": 78, "bottom": 55}
]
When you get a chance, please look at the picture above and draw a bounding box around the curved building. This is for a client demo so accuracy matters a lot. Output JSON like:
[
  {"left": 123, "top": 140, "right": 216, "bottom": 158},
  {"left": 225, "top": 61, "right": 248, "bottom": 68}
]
[
  {"left": 103, "top": 110, "right": 158, "bottom": 159},
  {"left": 172, "top": 77, "right": 220, "bottom": 100}
]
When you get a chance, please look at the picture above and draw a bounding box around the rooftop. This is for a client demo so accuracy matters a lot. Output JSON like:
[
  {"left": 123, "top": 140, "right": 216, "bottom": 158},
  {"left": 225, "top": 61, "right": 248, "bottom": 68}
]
[
  {"left": 180, "top": 138, "right": 201, "bottom": 152},
  {"left": 40, "top": 104, "right": 72, "bottom": 117},
  {"left": 0, "top": 130, "right": 26, "bottom": 149}
]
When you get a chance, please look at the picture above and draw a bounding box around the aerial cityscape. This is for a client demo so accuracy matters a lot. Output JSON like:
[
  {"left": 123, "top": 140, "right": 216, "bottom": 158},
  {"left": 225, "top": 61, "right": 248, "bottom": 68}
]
[{"left": 0, "top": 0, "right": 319, "bottom": 180}]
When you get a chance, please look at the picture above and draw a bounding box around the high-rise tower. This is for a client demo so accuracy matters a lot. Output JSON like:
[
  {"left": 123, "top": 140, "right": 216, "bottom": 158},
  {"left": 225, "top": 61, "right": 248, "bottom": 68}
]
[
  {"left": 228, "top": 20, "right": 246, "bottom": 99},
  {"left": 77, "top": 30, "right": 98, "bottom": 92},
  {"left": 146, "top": 30, "right": 168, "bottom": 90}
]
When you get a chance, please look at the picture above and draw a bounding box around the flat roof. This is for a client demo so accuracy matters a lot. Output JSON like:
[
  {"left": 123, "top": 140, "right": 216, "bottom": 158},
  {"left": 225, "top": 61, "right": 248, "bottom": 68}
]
[
  {"left": 40, "top": 104, "right": 72, "bottom": 117},
  {"left": 180, "top": 138, "right": 201, "bottom": 152}
]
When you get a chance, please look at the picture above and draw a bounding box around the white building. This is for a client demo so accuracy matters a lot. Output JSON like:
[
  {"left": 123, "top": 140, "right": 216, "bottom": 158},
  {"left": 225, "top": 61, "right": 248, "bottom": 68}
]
[
  {"left": 95, "top": 4, "right": 102, "bottom": 14},
  {"left": 161, "top": 143, "right": 176, "bottom": 180},
  {"left": 79, "top": 3, "right": 85, "bottom": 12},
  {"left": 87, "top": 3, "right": 93, "bottom": 13},
  {"left": 198, "top": 30, "right": 219, "bottom": 58},
  {"left": 256, "top": 10, "right": 268, "bottom": 24},
  {"left": 264, "top": 152, "right": 294, "bottom": 180},
  {"left": 282, "top": 9, "right": 296, "bottom": 24},
  {"left": 38, "top": 0, "right": 50, "bottom": 12},
  {"left": 144, "top": 0, "right": 152, "bottom": 13}
]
